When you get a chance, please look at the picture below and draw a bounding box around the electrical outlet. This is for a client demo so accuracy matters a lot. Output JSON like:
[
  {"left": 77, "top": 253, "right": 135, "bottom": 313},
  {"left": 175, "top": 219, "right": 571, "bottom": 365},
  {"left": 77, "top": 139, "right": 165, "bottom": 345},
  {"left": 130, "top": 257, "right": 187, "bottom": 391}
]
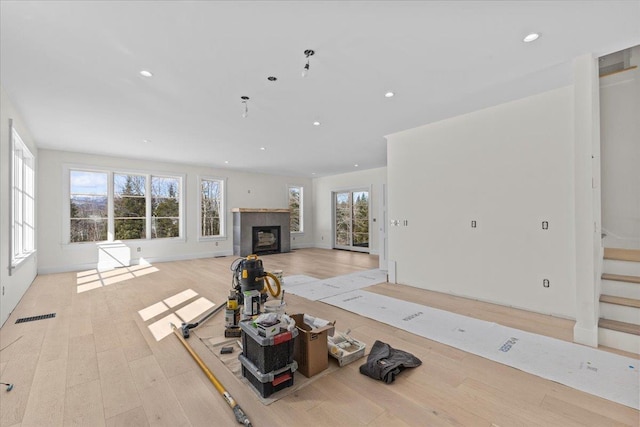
[
  {"left": 471, "top": 220, "right": 477, "bottom": 228},
  {"left": 543, "top": 279, "right": 550, "bottom": 288},
  {"left": 542, "top": 221, "right": 549, "bottom": 230}
]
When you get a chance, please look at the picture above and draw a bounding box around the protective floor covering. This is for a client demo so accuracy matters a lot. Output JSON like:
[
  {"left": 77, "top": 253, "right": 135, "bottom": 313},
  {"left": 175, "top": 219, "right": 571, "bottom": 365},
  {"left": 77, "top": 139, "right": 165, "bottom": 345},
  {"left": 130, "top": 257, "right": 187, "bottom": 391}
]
[
  {"left": 321, "top": 289, "right": 640, "bottom": 410},
  {"left": 282, "top": 269, "right": 387, "bottom": 301}
]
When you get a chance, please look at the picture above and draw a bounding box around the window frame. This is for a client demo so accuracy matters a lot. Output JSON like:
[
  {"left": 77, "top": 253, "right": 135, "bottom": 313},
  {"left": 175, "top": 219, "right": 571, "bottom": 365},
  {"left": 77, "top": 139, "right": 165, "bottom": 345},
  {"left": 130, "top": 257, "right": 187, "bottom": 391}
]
[
  {"left": 113, "top": 172, "right": 148, "bottom": 241},
  {"left": 198, "top": 175, "right": 227, "bottom": 241},
  {"left": 287, "top": 184, "right": 304, "bottom": 234},
  {"left": 69, "top": 169, "right": 109, "bottom": 243},
  {"left": 9, "top": 121, "right": 36, "bottom": 272},
  {"left": 150, "top": 175, "right": 182, "bottom": 240},
  {"left": 63, "top": 165, "right": 185, "bottom": 244}
]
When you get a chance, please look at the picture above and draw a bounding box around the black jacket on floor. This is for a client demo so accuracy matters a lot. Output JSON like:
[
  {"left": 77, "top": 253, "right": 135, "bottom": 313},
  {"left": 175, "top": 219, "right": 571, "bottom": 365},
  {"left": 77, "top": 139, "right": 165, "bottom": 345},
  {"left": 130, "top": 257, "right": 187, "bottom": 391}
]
[{"left": 359, "top": 340, "right": 422, "bottom": 383}]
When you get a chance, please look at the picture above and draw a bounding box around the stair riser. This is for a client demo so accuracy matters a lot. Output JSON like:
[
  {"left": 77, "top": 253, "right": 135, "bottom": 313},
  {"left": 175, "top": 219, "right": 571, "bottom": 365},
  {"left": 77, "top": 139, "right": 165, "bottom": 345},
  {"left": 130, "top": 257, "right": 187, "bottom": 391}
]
[
  {"left": 603, "top": 259, "right": 640, "bottom": 276},
  {"left": 599, "top": 303, "right": 640, "bottom": 325},
  {"left": 598, "top": 328, "right": 640, "bottom": 355},
  {"left": 601, "top": 279, "right": 640, "bottom": 299}
]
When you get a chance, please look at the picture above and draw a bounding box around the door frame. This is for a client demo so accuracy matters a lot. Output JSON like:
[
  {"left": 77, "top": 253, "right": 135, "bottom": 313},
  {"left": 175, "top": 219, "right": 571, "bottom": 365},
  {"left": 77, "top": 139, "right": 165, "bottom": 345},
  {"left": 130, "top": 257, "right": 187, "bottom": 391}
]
[{"left": 331, "top": 186, "right": 371, "bottom": 253}]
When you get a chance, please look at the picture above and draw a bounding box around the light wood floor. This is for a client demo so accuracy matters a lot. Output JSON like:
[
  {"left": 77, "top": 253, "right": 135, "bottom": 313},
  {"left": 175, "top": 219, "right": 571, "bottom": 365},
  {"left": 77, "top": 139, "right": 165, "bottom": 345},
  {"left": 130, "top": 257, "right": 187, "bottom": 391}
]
[{"left": 1, "top": 248, "right": 638, "bottom": 426}]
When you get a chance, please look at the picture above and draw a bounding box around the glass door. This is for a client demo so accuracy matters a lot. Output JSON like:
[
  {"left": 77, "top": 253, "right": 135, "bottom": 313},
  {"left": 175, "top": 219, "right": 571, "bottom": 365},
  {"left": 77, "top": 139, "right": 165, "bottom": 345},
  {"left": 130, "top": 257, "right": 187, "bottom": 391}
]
[{"left": 334, "top": 189, "right": 369, "bottom": 252}]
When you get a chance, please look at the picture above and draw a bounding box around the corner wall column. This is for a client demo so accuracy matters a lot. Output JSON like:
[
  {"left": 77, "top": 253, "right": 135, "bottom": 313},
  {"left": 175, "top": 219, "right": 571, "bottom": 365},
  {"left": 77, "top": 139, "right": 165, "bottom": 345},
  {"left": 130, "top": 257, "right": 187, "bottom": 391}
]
[{"left": 572, "top": 53, "right": 602, "bottom": 347}]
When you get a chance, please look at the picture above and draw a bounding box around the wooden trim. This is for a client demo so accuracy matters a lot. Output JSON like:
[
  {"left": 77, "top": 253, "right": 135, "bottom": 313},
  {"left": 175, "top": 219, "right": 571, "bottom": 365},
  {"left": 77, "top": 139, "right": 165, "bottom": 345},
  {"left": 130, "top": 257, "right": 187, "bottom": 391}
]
[
  {"left": 603, "top": 247, "right": 640, "bottom": 262},
  {"left": 599, "top": 65, "right": 638, "bottom": 78},
  {"left": 598, "top": 318, "right": 640, "bottom": 336},
  {"left": 599, "top": 294, "right": 640, "bottom": 309},
  {"left": 601, "top": 273, "right": 640, "bottom": 284}
]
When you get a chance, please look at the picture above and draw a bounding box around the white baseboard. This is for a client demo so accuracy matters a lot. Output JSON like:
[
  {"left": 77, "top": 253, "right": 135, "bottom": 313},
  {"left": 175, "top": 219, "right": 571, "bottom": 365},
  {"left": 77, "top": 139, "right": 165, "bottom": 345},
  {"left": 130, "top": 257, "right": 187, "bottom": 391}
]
[
  {"left": 38, "top": 250, "right": 233, "bottom": 274},
  {"left": 574, "top": 323, "right": 599, "bottom": 347},
  {"left": 313, "top": 243, "right": 333, "bottom": 250},
  {"left": 291, "top": 242, "right": 315, "bottom": 250},
  {"left": 139, "top": 250, "right": 233, "bottom": 264}
]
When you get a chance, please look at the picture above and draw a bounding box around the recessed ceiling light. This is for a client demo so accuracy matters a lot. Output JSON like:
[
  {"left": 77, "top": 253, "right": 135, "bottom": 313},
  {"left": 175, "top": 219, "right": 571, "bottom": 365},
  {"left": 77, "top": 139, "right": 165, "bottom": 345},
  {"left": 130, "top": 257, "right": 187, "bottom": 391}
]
[
  {"left": 143, "top": 139, "right": 150, "bottom": 143},
  {"left": 523, "top": 33, "right": 540, "bottom": 43},
  {"left": 140, "top": 70, "right": 153, "bottom": 77},
  {"left": 224, "top": 160, "right": 229, "bottom": 164},
  {"left": 313, "top": 121, "right": 321, "bottom": 126},
  {"left": 385, "top": 91, "right": 395, "bottom": 98},
  {"left": 260, "top": 147, "right": 266, "bottom": 151},
  {"left": 354, "top": 164, "right": 359, "bottom": 168}
]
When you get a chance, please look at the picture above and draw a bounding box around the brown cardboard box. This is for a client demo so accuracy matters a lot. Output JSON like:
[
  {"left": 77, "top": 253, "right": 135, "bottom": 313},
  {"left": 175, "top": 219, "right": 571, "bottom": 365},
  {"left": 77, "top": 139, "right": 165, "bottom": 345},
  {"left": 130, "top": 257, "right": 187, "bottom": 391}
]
[{"left": 291, "top": 314, "right": 335, "bottom": 378}]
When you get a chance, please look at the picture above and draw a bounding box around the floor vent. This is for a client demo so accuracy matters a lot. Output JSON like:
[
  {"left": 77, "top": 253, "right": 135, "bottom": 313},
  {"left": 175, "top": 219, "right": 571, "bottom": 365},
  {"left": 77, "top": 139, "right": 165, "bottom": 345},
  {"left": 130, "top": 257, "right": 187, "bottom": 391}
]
[{"left": 15, "top": 313, "right": 56, "bottom": 324}]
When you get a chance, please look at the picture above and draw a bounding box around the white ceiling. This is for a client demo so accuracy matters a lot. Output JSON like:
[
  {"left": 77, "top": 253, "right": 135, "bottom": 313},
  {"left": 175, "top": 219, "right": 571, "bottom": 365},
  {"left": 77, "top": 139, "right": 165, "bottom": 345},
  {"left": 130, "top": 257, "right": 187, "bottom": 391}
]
[{"left": 1, "top": 1, "right": 639, "bottom": 177}]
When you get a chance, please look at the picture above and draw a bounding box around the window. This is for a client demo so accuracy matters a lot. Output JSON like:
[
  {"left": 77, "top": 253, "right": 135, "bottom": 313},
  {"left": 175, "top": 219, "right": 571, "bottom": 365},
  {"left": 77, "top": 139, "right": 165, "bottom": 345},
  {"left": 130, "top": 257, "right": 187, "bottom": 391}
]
[
  {"left": 70, "top": 170, "right": 108, "bottom": 242},
  {"left": 200, "top": 177, "right": 224, "bottom": 238},
  {"left": 11, "top": 126, "right": 35, "bottom": 268},
  {"left": 67, "top": 168, "right": 183, "bottom": 243},
  {"left": 288, "top": 185, "right": 303, "bottom": 233},
  {"left": 152, "top": 176, "right": 180, "bottom": 238},
  {"left": 114, "top": 173, "right": 146, "bottom": 240}
]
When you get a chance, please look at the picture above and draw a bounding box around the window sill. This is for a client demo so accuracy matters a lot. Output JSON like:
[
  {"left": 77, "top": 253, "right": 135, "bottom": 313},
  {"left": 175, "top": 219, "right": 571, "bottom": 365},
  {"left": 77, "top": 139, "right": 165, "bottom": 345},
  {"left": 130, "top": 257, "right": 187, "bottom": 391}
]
[
  {"left": 198, "top": 236, "right": 227, "bottom": 243},
  {"left": 11, "top": 250, "right": 36, "bottom": 272},
  {"left": 63, "top": 237, "right": 187, "bottom": 247}
]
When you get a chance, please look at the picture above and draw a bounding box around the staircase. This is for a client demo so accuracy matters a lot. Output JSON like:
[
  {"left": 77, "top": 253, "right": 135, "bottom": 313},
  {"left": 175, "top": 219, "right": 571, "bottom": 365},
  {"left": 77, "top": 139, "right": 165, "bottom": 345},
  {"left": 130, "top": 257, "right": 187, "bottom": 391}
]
[{"left": 598, "top": 248, "right": 640, "bottom": 354}]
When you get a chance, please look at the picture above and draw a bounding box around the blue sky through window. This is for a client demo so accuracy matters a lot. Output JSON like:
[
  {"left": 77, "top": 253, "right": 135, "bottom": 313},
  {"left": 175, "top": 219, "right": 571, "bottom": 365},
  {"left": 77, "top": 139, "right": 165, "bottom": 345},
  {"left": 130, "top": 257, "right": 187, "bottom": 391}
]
[{"left": 70, "top": 171, "right": 107, "bottom": 195}]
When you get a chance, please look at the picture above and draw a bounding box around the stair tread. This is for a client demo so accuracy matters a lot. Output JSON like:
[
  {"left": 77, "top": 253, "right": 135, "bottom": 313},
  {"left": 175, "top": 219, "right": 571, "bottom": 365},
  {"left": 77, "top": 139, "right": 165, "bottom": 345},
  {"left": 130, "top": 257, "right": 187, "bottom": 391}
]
[
  {"left": 598, "top": 318, "right": 640, "bottom": 336},
  {"left": 601, "top": 273, "right": 640, "bottom": 284},
  {"left": 604, "top": 247, "right": 640, "bottom": 262},
  {"left": 599, "top": 294, "right": 640, "bottom": 308}
]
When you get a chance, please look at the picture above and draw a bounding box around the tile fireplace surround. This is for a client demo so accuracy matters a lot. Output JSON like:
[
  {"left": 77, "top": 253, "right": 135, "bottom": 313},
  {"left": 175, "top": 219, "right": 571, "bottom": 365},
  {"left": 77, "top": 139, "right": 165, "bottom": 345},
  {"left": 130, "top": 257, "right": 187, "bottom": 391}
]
[{"left": 232, "top": 208, "right": 291, "bottom": 256}]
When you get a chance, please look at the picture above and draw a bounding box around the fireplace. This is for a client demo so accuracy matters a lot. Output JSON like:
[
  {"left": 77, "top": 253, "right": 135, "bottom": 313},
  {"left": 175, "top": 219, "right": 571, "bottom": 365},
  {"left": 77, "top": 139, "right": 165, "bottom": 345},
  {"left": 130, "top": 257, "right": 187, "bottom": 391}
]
[
  {"left": 252, "top": 226, "right": 281, "bottom": 255},
  {"left": 232, "top": 208, "right": 290, "bottom": 256}
]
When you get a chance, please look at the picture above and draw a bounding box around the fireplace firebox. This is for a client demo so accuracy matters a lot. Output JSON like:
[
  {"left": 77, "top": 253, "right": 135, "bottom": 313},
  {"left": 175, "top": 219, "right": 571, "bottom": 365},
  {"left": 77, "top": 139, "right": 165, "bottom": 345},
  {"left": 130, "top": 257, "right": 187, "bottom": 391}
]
[
  {"left": 252, "top": 226, "right": 281, "bottom": 255},
  {"left": 232, "top": 208, "right": 290, "bottom": 256}
]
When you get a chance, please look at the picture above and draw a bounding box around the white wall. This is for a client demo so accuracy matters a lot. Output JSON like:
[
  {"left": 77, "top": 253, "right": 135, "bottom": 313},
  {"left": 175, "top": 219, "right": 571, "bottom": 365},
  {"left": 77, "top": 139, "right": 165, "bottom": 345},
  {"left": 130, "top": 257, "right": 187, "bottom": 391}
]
[
  {"left": 1, "top": 87, "right": 38, "bottom": 326},
  {"left": 387, "top": 86, "right": 577, "bottom": 318},
  {"left": 312, "top": 167, "right": 387, "bottom": 255},
  {"left": 572, "top": 54, "right": 602, "bottom": 347},
  {"left": 38, "top": 150, "right": 313, "bottom": 273},
  {"left": 600, "top": 58, "right": 640, "bottom": 249}
]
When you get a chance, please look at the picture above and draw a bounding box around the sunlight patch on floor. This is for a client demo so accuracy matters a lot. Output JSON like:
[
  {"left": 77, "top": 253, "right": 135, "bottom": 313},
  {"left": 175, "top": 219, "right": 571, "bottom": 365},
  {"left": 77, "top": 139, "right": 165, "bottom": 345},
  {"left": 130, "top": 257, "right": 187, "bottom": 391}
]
[
  {"left": 76, "top": 262, "right": 159, "bottom": 293},
  {"left": 164, "top": 289, "right": 198, "bottom": 308},
  {"left": 138, "top": 289, "right": 215, "bottom": 341},
  {"left": 175, "top": 297, "right": 215, "bottom": 323},
  {"left": 138, "top": 301, "right": 169, "bottom": 321},
  {"left": 148, "top": 313, "right": 183, "bottom": 341}
]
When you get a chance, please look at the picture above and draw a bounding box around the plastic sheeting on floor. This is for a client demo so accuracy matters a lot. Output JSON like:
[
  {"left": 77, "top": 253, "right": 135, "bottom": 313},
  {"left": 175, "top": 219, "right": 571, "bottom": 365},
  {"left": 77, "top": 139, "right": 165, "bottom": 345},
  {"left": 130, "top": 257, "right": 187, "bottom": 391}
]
[
  {"left": 282, "top": 269, "right": 387, "bottom": 300},
  {"left": 321, "top": 289, "right": 640, "bottom": 410}
]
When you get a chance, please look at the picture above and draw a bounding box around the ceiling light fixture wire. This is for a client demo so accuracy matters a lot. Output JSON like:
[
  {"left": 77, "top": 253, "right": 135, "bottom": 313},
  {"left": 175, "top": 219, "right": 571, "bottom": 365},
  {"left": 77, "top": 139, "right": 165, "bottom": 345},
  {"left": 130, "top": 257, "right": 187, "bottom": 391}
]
[
  {"left": 302, "top": 49, "right": 315, "bottom": 77},
  {"left": 241, "top": 96, "right": 249, "bottom": 118}
]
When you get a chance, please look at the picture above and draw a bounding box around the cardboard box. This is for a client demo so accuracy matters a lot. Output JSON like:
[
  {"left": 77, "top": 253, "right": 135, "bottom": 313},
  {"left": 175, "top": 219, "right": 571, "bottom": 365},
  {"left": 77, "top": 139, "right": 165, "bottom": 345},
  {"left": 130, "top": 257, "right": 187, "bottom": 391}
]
[{"left": 291, "top": 313, "right": 335, "bottom": 378}]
